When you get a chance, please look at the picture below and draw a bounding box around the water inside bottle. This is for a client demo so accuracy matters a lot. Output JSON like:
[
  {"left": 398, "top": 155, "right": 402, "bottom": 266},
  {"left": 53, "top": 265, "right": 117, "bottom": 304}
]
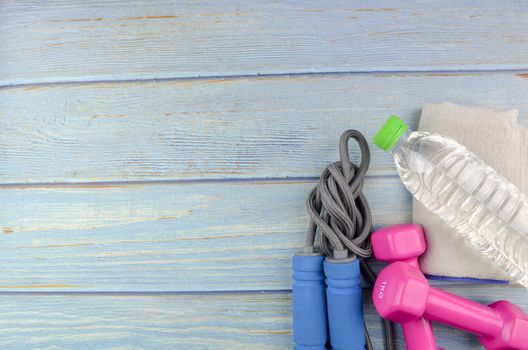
[{"left": 391, "top": 131, "right": 528, "bottom": 287}]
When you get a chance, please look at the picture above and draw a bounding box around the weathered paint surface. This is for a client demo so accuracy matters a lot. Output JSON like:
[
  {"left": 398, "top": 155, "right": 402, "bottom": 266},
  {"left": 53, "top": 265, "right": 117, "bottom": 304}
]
[
  {"left": 0, "top": 286, "right": 525, "bottom": 349},
  {"left": 1, "top": 73, "right": 528, "bottom": 184},
  {"left": 0, "top": 178, "right": 409, "bottom": 292},
  {"left": 1, "top": 1, "right": 528, "bottom": 85}
]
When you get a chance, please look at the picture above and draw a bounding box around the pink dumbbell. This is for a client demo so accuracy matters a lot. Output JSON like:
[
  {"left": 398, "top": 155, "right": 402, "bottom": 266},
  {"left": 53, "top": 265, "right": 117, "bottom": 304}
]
[
  {"left": 372, "top": 224, "right": 443, "bottom": 350},
  {"left": 372, "top": 224, "right": 528, "bottom": 350}
]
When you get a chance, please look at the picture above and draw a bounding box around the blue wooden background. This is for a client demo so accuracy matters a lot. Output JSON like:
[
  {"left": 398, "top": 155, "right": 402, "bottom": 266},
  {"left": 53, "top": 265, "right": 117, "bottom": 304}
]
[{"left": 1, "top": 1, "right": 527, "bottom": 349}]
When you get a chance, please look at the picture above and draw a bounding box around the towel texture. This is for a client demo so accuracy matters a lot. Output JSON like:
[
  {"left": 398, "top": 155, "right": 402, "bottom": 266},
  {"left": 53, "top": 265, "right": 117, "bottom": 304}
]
[{"left": 415, "top": 102, "right": 528, "bottom": 281}]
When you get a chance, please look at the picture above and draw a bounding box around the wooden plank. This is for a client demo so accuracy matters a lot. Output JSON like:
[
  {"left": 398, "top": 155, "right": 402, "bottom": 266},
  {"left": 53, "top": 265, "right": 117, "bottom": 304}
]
[
  {"left": 1, "top": 1, "right": 528, "bottom": 85},
  {"left": 2, "top": 72, "right": 528, "bottom": 184},
  {"left": 0, "top": 177, "right": 410, "bottom": 292},
  {"left": 0, "top": 286, "right": 526, "bottom": 349},
  {"left": 0, "top": 292, "right": 292, "bottom": 350}
]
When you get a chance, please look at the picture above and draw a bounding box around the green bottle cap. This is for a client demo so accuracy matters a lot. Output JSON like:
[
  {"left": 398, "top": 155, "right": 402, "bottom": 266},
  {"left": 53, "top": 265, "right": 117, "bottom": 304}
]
[{"left": 373, "top": 115, "right": 409, "bottom": 151}]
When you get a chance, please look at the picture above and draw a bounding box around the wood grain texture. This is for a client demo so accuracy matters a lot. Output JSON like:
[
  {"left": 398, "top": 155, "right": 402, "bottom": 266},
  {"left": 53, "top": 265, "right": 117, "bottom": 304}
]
[
  {"left": 0, "top": 286, "right": 526, "bottom": 349},
  {"left": 2, "top": 72, "right": 528, "bottom": 184},
  {"left": 1, "top": 0, "right": 528, "bottom": 85},
  {"left": 0, "top": 178, "right": 409, "bottom": 292},
  {"left": 0, "top": 292, "right": 292, "bottom": 350}
]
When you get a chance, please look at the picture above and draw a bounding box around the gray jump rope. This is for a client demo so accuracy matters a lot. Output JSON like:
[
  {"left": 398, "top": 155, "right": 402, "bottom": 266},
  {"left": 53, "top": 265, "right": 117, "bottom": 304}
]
[{"left": 302, "top": 130, "right": 395, "bottom": 349}]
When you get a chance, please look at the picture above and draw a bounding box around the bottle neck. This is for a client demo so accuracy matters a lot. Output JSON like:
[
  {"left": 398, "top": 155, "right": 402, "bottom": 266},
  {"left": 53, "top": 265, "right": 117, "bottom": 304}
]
[{"left": 389, "top": 129, "right": 411, "bottom": 154}]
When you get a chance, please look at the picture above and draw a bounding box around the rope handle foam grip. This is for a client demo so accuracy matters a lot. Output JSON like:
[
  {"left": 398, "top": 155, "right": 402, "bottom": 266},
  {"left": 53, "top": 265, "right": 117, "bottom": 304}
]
[
  {"left": 292, "top": 254, "right": 328, "bottom": 350},
  {"left": 324, "top": 258, "right": 365, "bottom": 350}
]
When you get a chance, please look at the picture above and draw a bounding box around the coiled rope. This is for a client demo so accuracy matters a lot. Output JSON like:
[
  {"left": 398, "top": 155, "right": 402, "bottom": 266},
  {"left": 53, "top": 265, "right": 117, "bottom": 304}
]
[{"left": 303, "top": 129, "right": 395, "bottom": 350}]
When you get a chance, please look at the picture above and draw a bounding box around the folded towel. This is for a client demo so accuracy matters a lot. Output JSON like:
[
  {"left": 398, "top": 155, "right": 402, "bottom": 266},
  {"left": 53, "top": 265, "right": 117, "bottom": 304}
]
[{"left": 415, "top": 102, "right": 528, "bottom": 282}]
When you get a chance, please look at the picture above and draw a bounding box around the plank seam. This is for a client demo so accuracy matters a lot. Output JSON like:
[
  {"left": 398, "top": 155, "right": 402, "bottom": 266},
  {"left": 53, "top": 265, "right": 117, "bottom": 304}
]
[
  {"left": 0, "top": 174, "right": 398, "bottom": 188},
  {"left": 0, "top": 284, "right": 509, "bottom": 296},
  {"left": 2, "top": 68, "right": 528, "bottom": 90},
  {"left": 0, "top": 290, "right": 293, "bottom": 296}
]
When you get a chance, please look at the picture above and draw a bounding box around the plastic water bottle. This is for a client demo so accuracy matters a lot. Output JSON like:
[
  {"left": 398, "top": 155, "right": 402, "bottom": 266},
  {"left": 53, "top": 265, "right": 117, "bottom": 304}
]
[{"left": 373, "top": 115, "right": 528, "bottom": 288}]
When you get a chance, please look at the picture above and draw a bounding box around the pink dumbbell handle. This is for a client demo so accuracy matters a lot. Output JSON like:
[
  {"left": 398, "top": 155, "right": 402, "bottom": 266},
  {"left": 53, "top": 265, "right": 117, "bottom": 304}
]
[
  {"left": 403, "top": 263, "right": 442, "bottom": 349},
  {"left": 425, "top": 287, "right": 503, "bottom": 337},
  {"left": 371, "top": 224, "right": 443, "bottom": 349},
  {"left": 402, "top": 318, "right": 442, "bottom": 350}
]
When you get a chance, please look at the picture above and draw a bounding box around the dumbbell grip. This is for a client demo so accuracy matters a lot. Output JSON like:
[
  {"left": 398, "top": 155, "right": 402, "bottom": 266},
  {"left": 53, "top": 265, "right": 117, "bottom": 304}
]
[
  {"left": 425, "top": 287, "right": 503, "bottom": 337},
  {"left": 402, "top": 318, "right": 441, "bottom": 350}
]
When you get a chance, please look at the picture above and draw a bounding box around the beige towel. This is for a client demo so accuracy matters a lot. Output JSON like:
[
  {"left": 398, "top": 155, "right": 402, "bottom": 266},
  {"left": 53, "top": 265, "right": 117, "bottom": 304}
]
[{"left": 415, "top": 102, "right": 528, "bottom": 281}]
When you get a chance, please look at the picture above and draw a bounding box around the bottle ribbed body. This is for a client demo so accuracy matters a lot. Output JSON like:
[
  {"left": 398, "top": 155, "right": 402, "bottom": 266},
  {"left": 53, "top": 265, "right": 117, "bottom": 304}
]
[{"left": 393, "top": 131, "right": 528, "bottom": 287}]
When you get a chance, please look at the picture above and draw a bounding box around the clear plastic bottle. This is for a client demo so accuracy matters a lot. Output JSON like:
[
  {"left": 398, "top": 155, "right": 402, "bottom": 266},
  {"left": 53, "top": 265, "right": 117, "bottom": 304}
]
[{"left": 373, "top": 115, "right": 528, "bottom": 288}]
